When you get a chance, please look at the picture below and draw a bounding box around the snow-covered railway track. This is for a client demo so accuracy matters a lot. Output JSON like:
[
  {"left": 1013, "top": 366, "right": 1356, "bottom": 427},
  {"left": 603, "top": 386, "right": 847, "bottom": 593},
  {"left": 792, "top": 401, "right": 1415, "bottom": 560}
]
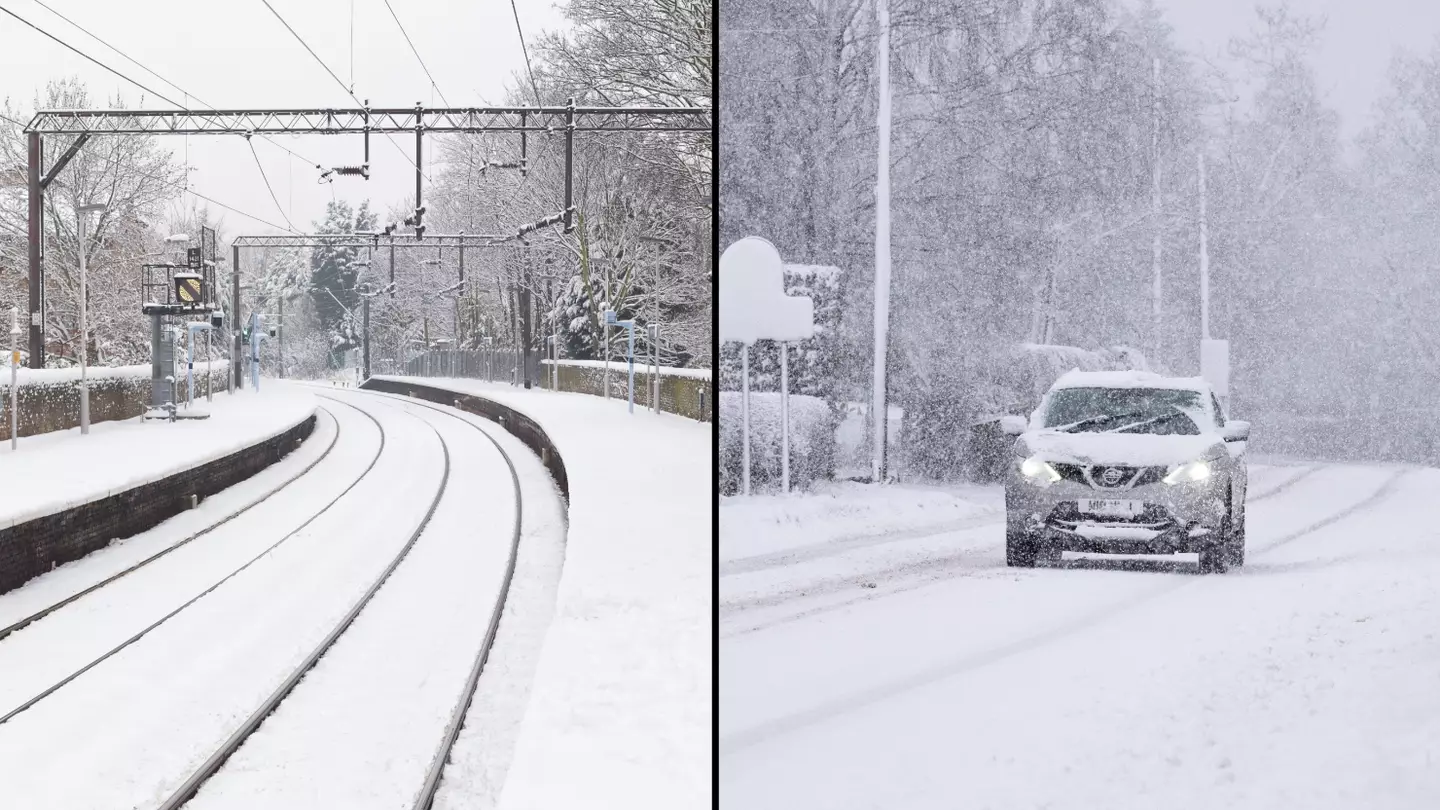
[
  {"left": 165, "top": 388, "right": 524, "bottom": 810},
  {"left": 0, "top": 403, "right": 344, "bottom": 644},
  {"left": 0, "top": 398, "right": 387, "bottom": 726},
  {"left": 154, "top": 393, "right": 457, "bottom": 809}
]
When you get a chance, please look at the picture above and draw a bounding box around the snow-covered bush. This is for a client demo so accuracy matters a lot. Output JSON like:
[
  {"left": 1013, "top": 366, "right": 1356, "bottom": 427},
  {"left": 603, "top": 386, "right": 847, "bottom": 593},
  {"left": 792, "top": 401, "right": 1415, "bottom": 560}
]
[
  {"left": 719, "top": 263, "right": 844, "bottom": 401},
  {"left": 900, "top": 343, "right": 1151, "bottom": 481},
  {"left": 719, "top": 392, "right": 836, "bottom": 495}
]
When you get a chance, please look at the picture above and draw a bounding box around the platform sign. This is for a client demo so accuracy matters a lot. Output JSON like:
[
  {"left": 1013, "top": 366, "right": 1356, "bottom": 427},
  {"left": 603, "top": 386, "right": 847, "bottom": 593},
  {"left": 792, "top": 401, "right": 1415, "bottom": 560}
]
[
  {"left": 187, "top": 247, "right": 202, "bottom": 269},
  {"left": 175, "top": 273, "right": 203, "bottom": 306}
]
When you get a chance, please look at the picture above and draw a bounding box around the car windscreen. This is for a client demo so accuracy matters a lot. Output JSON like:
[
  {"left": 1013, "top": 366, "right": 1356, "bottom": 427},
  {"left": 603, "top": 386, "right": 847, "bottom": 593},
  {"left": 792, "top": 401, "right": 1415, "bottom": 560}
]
[{"left": 1044, "top": 387, "right": 1206, "bottom": 435}]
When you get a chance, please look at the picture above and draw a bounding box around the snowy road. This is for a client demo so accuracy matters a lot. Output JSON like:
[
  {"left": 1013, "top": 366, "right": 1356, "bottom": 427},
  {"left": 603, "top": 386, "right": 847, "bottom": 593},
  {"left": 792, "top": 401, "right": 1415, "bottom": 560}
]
[
  {"left": 720, "top": 462, "right": 1440, "bottom": 809},
  {"left": 0, "top": 386, "right": 553, "bottom": 809}
]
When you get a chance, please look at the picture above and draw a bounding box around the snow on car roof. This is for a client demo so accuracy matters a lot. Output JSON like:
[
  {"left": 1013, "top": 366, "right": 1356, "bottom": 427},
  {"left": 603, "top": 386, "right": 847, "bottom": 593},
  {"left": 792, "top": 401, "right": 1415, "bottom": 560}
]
[{"left": 1050, "top": 369, "right": 1213, "bottom": 394}]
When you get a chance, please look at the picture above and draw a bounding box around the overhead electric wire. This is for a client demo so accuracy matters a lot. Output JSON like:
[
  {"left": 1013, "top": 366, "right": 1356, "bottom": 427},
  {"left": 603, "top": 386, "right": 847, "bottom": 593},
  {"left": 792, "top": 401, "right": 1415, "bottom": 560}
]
[
  {"left": 509, "top": 0, "right": 543, "bottom": 104},
  {"left": 0, "top": 2, "right": 183, "bottom": 107},
  {"left": 0, "top": 109, "right": 27, "bottom": 129},
  {"left": 384, "top": 0, "right": 450, "bottom": 106},
  {"left": 259, "top": 0, "right": 432, "bottom": 182},
  {"left": 249, "top": 139, "right": 297, "bottom": 233},
  {"left": 16, "top": 0, "right": 322, "bottom": 171}
]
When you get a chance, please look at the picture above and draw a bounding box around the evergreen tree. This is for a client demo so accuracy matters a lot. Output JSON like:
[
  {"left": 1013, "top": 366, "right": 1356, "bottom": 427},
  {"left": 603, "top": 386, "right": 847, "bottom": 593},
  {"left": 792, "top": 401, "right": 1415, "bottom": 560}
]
[{"left": 309, "top": 200, "right": 378, "bottom": 367}]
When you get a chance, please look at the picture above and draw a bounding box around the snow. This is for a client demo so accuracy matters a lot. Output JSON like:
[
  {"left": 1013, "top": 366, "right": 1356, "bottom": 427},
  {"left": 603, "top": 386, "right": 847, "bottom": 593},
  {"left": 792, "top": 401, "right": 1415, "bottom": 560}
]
[
  {"left": 720, "top": 481, "right": 998, "bottom": 566},
  {"left": 183, "top": 391, "right": 522, "bottom": 810},
  {"left": 1020, "top": 431, "right": 1223, "bottom": 466},
  {"left": 0, "top": 359, "right": 228, "bottom": 389},
  {"left": 720, "top": 462, "right": 1440, "bottom": 809},
  {"left": 368, "top": 376, "right": 712, "bottom": 810},
  {"left": 540, "top": 358, "right": 712, "bottom": 380},
  {"left": 0, "top": 399, "right": 442, "bottom": 809},
  {"left": 0, "top": 383, "right": 315, "bottom": 532},
  {"left": 1050, "top": 368, "right": 1213, "bottom": 394},
  {"left": 719, "top": 237, "right": 816, "bottom": 344}
]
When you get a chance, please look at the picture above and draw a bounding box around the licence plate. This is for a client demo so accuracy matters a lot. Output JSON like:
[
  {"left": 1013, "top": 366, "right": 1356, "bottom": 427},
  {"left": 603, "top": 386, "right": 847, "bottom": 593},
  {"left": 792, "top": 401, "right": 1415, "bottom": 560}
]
[{"left": 1079, "top": 499, "right": 1143, "bottom": 517}]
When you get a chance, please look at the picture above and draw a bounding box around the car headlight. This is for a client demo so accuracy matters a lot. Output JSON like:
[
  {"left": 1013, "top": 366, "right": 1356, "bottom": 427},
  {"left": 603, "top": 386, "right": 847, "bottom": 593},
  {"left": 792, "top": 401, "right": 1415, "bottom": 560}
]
[
  {"left": 1020, "top": 454, "right": 1060, "bottom": 485},
  {"left": 1163, "top": 458, "right": 1212, "bottom": 485}
]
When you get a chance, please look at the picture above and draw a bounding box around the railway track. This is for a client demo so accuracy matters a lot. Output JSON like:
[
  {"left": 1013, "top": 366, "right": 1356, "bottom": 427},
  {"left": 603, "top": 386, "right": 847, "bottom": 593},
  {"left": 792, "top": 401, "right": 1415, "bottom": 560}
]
[
  {"left": 157, "top": 388, "right": 524, "bottom": 810},
  {"left": 0, "top": 404, "right": 345, "bottom": 644}
]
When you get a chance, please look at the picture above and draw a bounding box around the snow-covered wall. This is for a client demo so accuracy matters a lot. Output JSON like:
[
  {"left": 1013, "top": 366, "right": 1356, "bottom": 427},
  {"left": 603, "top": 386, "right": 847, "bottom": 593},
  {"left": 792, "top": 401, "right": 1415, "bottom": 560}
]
[{"left": 0, "top": 361, "right": 228, "bottom": 440}]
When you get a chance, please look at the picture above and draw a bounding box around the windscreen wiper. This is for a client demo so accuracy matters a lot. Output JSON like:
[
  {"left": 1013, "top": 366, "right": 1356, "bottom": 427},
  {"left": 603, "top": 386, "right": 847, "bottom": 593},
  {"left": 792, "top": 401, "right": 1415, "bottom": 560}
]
[
  {"left": 1107, "top": 409, "right": 1189, "bottom": 434},
  {"left": 1052, "top": 410, "right": 1146, "bottom": 433}
]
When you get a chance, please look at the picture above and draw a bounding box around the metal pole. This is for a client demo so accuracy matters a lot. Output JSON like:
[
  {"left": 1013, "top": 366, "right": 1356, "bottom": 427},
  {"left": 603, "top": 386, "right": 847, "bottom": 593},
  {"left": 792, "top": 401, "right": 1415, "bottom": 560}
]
[
  {"left": 564, "top": 97, "right": 575, "bottom": 232},
  {"left": 742, "top": 343, "right": 751, "bottom": 496},
  {"left": 1199, "top": 149, "right": 1210, "bottom": 342},
  {"left": 871, "top": 0, "right": 892, "bottom": 484},
  {"left": 1151, "top": 56, "right": 1163, "bottom": 364},
  {"left": 781, "top": 340, "right": 789, "bottom": 493},
  {"left": 277, "top": 294, "right": 284, "bottom": 379},
  {"left": 10, "top": 307, "right": 19, "bottom": 449},
  {"left": 604, "top": 322, "right": 611, "bottom": 400},
  {"left": 78, "top": 209, "right": 90, "bottom": 434},
  {"left": 627, "top": 322, "right": 635, "bottom": 414},
  {"left": 206, "top": 328, "right": 212, "bottom": 403},
  {"left": 363, "top": 295, "right": 371, "bottom": 380},
  {"left": 232, "top": 243, "right": 242, "bottom": 390},
  {"left": 187, "top": 322, "right": 194, "bottom": 408},
  {"left": 653, "top": 325, "right": 660, "bottom": 413},
  {"left": 27, "top": 132, "right": 43, "bottom": 369}
]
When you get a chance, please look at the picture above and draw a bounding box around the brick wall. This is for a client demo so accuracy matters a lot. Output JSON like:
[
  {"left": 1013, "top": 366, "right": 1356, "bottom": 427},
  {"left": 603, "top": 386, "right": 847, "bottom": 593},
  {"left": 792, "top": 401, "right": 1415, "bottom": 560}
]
[
  {"left": 540, "top": 362, "right": 713, "bottom": 422},
  {"left": 361, "top": 378, "right": 570, "bottom": 503},
  {"left": 0, "top": 366, "right": 229, "bottom": 441},
  {"left": 0, "top": 414, "right": 314, "bottom": 596}
]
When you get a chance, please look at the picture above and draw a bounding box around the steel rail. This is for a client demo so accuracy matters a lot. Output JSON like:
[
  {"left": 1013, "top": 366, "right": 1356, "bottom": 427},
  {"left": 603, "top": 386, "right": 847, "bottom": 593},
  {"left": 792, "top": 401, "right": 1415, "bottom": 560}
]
[
  {"left": 0, "top": 405, "right": 340, "bottom": 645},
  {"left": 156, "top": 394, "right": 454, "bottom": 810},
  {"left": 333, "top": 386, "right": 526, "bottom": 810}
]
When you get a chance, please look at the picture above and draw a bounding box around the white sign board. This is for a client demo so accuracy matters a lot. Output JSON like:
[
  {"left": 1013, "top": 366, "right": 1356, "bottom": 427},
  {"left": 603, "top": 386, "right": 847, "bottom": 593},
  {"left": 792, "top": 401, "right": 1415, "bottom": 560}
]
[
  {"left": 719, "top": 237, "right": 815, "bottom": 345},
  {"left": 1201, "top": 338, "right": 1230, "bottom": 398}
]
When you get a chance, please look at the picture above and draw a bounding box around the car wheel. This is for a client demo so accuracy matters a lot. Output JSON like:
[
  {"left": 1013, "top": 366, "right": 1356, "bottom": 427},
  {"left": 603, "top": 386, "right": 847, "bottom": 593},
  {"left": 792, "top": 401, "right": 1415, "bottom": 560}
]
[
  {"left": 1006, "top": 526, "right": 1039, "bottom": 568},
  {"left": 1198, "top": 515, "right": 1232, "bottom": 574},
  {"left": 1226, "top": 504, "right": 1246, "bottom": 568}
]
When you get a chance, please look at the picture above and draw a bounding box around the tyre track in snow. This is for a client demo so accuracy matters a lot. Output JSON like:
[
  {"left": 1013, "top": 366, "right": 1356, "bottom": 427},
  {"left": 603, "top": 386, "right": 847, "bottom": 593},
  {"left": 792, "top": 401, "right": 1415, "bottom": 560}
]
[
  {"left": 0, "top": 404, "right": 343, "bottom": 644},
  {"left": 720, "top": 465, "right": 1411, "bottom": 756},
  {"left": 0, "top": 398, "right": 385, "bottom": 726},
  {"left": 720, "top": 463, "right": 1320, "bottom": 579},
  {"left": 721, "top": 462, "right": 1325, "bottom": 632},
  {"left": 173, "top": 386, "right": 527, "bottom": 810}
]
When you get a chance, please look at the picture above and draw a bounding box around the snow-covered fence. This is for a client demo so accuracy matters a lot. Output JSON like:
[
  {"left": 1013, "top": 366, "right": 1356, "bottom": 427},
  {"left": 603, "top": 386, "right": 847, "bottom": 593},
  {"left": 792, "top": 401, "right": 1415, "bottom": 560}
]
[
  {"left": 719, "top": 392, "right": 835, "bottom": 494},
  {"left": 0, "top": 362, "right": 228, "bottom": 440}
]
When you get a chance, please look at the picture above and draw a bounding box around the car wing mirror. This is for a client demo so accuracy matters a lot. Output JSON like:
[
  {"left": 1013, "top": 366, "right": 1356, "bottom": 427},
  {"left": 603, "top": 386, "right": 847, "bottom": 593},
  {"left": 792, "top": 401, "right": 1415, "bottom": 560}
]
[
  {"left": 1000, "top": 415, "right": 1027, "bottom": 436},
  {"left": 1222, "top": 420, "right": 1250, "bottom": 442}
]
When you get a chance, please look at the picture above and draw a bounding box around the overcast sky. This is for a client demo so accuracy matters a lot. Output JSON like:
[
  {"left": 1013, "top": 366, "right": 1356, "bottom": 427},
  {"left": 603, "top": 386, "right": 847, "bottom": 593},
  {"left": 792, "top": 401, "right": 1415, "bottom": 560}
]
[
  {"left": 0, "top": 0, "right": 568, "bottom": 236},
  {"left": 1152, "top": 0, "right": 1440, "bottom": 140}
]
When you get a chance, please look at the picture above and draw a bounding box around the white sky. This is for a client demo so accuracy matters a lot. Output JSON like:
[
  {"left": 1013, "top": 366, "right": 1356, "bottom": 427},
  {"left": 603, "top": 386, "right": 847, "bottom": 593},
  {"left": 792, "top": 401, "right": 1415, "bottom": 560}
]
[
  {"left": 0, "top": 0, "right": 568, "bottom": 236},
  {"left": 1152, "top": 0, "right": 1440, "bottom": 141}
]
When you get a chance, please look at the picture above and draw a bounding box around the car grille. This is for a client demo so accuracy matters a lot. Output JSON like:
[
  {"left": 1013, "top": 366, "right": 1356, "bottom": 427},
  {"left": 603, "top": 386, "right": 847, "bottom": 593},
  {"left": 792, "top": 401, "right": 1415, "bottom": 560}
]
[{"left": 1051, "top": 463, "right": 1165, "bottom": 490}]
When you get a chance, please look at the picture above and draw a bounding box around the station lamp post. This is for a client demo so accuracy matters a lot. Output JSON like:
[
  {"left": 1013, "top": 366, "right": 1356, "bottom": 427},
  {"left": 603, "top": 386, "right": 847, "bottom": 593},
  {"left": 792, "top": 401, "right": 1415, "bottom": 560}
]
[{"left": 75, "top": 203, "right": 106, "bottom": 434}]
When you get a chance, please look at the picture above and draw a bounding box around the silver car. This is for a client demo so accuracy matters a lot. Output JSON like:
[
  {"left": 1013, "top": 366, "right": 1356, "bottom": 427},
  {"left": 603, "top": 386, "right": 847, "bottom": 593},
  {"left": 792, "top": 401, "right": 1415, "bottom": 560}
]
[{"left": 1000, "top": 371, "right": 1250, "bottom": 573}]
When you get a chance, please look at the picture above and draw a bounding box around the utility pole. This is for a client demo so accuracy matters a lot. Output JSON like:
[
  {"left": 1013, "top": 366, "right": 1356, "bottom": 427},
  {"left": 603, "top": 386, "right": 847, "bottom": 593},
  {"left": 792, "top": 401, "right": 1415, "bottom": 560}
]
[
  {"left": 277, "top": 293, "right": 285, "bottom": 379},
  {"left": 232, "top": 244, "right": 241, "bottom": 390},
  {"left": 1198, "top": 149, "right": 1210, "bottom": 342},
  {"left": 1151, "top": 56, "right": 1163, "bottom": 365},
  {"left": 871, "top": 0, "right": 893, "bottom": 484}
]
